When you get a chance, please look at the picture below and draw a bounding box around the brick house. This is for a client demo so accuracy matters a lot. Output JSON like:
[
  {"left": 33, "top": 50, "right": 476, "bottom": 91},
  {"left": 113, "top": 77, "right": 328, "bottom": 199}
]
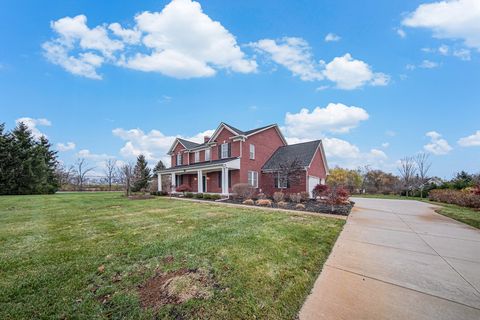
[{"left": 157, "top": 122, "right": 328, "bottom": 197}]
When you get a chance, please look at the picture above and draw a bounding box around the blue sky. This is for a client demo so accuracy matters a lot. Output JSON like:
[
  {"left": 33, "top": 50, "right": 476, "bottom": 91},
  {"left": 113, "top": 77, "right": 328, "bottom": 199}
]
[{"left": 1, "top": 0, "right": 479, "bottom": 178}]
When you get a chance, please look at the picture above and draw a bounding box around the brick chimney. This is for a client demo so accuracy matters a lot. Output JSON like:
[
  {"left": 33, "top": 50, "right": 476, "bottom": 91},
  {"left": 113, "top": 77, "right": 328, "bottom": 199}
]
[{"left": 204, "top": 136, "right": 210, "bottom": 143}]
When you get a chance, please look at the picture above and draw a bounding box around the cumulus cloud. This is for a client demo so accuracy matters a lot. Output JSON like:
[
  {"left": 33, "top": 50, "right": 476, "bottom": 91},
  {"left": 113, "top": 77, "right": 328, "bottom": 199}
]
[
  {"left": 252, "top": 37, "right": 389, "bottom": 89},
  {"left": 402, "top": 0, "right": 480, "bottom": 51},
  {"left": 422, "top": 45, "right": 471, "bottom": 61},
  {"left": 458, "top": 130, "right": 480, "bottom": 147},
  {"left": 324, "top": 33, "right": 341, "bottom": 42},
  {"left": 419, "top": 59, "right": 439, "bottom": 69},
  {"left": 323, "top": 54, "right": 390, "bottom": 89},
  {"left": 112, "top": 127, "right": 214, "bottom": 163},
  {"left": 250, "top": 37, "right": 324, "bottom": 81},
  {"left": 323, "top": 138, "right": 388, "bottom": 169},
  {"left": 284, "top": 103, "right": 369, "bottom": 138},
  {"left": 15, "top": 117, "right": 51, "bottom": 139},
  {"left": 424, "top": 131, "right": 452, "bottom": 155},
  {"left": 43, "top": 0, "right": 256, "bottom": 79},
  {"left": 57, "top": 142, "right": 76, "bottom": 152},
  {"left": 76, "top": 149, "right": 113, "bottom": 161}
]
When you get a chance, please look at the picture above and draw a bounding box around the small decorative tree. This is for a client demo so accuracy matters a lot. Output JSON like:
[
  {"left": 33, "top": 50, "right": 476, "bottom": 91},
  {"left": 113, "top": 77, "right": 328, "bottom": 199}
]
[{"left": 176, "top": 184, "right": 191, "bottom": 196}]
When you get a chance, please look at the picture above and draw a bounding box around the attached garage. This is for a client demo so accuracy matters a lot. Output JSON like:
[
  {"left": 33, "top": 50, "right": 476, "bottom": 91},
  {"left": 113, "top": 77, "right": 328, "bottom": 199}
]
[{"left": 308, "top": 176, "right": 320, "bottom": 198}]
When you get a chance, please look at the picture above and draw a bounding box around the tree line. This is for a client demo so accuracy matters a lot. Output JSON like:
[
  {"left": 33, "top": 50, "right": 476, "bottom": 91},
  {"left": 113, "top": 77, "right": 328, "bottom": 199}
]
[{"left": 0, "top": 122, "right": 59, "bottom": 195}]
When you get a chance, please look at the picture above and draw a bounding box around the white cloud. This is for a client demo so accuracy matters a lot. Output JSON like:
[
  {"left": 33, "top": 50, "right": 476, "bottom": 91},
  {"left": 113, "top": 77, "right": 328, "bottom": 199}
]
[
  {"left": 76, "top": 149, "right": 112, "bottom": 161},
  {"left": 325, "top": 33, "right": 341, "bottom": 42},
  {"left": 284, "top": 103, "right": 369, "bottom": 139},
  {"left": 15, "top": 117, "right": 51, "bottom": 139},
  {"left": 424, "top": 131, "right": 452, "bottom": 155},
  {"left": 57, "top": 142, "right": 76, "bottom": 152},
  {"left": 381, "top": 142, "right": 390, "bottom": 148},
  {"left": 438, "top": 44, "right": 449, "bottom": 55},
  {"left": 323, "top": 138, "right": 388, "bottom": 169},
  {"left": 419, "top": 59, "right": 439, "bottom": 68},
  {"left": 252, "top": 38, "right": 389, "bottom": 89},
  {"left": 396, "top": 28, "right": 406, "bottom": 38},
  {"left": 112, "top": 127, "right": 214, "bottom": 164},
  {"left": 323, "top": 53, "right": 390, "bottom": 89},
  {"left": 453, "top": 48, "right": 471, "bottom": 60},
  {"left": 43, "top": 0, "right": 256, "bottom": 79},
  {"left": 458, "top": 130, "right": 480, "bottom": 147},
  {"left": 402, "top": 0, "right": 480, "bottom": 51},
  {"left": 386, "top": 130, "right": 396, "bottom": 137},
  {"left": 250, "top": 37, "right": 324, "bottom": 81},
  {"left": 422, "top": 44, "right": 471, "bottom": 61}
]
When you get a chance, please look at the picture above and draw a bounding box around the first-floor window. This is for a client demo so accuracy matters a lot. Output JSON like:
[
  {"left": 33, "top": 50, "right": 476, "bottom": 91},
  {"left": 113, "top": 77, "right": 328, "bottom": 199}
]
[
  {"left": 176, "top": 153, "right": 182, "bottom": 165},
  {"left": 248, "top": 171, "right": 258, "bottom": 188},
  {"left": 275, "top": 173, "right": 289, "bottom": 188}
]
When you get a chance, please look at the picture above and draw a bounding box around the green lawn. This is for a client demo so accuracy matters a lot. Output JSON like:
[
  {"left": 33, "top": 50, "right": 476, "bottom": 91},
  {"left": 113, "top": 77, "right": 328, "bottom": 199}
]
[
  {"left": 353, "top": 194, "right": 480, "bottom": 229},
  {"left": 0, "top": 193, "right": 344, "bottom": 319}
]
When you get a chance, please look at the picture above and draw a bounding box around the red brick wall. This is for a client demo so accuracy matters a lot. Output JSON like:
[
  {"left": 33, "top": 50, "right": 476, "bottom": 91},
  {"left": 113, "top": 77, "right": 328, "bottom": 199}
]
[
  {"left": 211, "top": 127, "right": 240, "bottom": 160},
  {"left": 260, "top": 171, "right": 307, "bottom": 196},
  {"left": 240, "top": 127, "right": 286, "bottom": 187},
  {"left": 171, "top": 143, "right": 188, "bottom": 167},
  {"left": 306, "top": 148, "right": 327, "bottom": 180}
]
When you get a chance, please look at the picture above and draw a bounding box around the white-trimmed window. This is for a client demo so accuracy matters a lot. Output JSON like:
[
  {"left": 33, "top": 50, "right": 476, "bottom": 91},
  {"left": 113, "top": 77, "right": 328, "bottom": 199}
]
[
  {"left": 221, "top": 143, "right": 229, "bottom": 159},
  {"left": 275, "top": 173, "right": 289, "bottom": 188},
  {"left": 205, "top": 148, "right": 211, "bottom": 161},
  {"left": 176, "top": 153, "right": 182, "bottom": 165},
  {"left": 249, "top": 144, "right": 255, "bottom": 160},
  {"left": 194, "top": 151, "right": 200, "bottom": 163},
  {"left": 248, "top": 171, "right": 258, "bottom": 188}
]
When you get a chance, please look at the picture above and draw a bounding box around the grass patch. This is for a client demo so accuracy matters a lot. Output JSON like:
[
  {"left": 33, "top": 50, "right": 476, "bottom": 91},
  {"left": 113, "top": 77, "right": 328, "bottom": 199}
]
[
  {"left": 353, "top": 194, "right": 480, "bottom": 229},
  {"left": 0, "top": 192, "right": 344, "bottom": 319}
]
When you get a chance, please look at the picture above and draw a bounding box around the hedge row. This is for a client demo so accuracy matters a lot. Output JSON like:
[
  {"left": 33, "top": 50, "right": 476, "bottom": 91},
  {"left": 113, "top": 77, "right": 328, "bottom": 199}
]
[{"left": 429, "top": 189, "right": 480, "bottom": 209}]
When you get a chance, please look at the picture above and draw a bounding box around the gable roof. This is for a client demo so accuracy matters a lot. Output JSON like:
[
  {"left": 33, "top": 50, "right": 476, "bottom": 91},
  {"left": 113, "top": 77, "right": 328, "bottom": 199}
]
[
  {"left": 177, "top": 138, "right": 201, "bottom": 149},
  {"left": 208, "top": 122, "right": 287, "bottom": 145},
  {"left": 262, "top": 140, "right": 322, "bottom": 171}
]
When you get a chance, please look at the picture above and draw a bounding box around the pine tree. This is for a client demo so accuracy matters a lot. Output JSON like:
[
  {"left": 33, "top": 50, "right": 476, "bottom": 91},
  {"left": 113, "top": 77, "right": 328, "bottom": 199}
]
[
  {"left": 132, "top": 154, "right": 151, "bottom": 192},
  {"left": 11, "top": 122, "right": 37, "bottom": 194},
  {"left": 153, "top": 160, "right": 166, "bottom": 175},
  {"left": 37, "top": 136, "right": 59, "bottom": 193},
  {"left": 0, "top": 123, "right": 15, "bottom": 194}
]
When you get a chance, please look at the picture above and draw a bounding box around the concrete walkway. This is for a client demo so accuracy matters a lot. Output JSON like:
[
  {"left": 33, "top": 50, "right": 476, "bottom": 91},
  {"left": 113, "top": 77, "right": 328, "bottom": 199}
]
[{"left": 299, "top": 197, "right": 480, "bottom": 320}]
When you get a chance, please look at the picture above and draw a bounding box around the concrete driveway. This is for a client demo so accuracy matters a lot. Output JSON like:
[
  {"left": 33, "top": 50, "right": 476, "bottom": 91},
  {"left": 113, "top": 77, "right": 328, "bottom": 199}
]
[{"left": 299, "top": 197, "right": 480, "bottom": 320}]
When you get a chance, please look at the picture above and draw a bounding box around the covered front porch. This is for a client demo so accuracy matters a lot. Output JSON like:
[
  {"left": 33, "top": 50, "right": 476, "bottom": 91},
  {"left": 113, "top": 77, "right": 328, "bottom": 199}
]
[{"left": 158, "top": 158, "right": 240, "bottom": 195}]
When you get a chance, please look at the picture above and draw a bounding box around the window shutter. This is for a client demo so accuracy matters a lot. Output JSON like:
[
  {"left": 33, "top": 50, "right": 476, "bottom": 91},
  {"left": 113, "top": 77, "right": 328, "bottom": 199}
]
[
  {"left": 228, "top": 143, "right": 231, "bottom": 157},
  {"left": 218, "top": 146, "right": 221, "bottom": 159},
  {"left": 274, "top": 175, "right": 278, "bottom": 188},
  {"left": 287, "top": 178, "right": 290, "bottom": 188}
]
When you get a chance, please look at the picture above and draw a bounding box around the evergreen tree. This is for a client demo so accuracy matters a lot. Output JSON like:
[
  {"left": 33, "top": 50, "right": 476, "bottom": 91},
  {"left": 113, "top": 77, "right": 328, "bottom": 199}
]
[
  {"left": 153, "top": 160, "right": 166, "bottom": 175},
  {"left": 37, "top": 136, "right": 59, "bottom": 193},
  {"left": 0, "top": 123, "right": 16, "bottom": 194},
  {"left": 132, "top": 154, "right": 151, "bottom": 192}
]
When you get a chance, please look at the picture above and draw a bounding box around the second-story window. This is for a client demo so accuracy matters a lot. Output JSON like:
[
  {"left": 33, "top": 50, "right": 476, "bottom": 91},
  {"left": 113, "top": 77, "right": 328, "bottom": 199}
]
[
  {"left": 205, "top": 148, "right": 211, "bottom": 161},
  {"left": 176, "top": 153, "right": 182, "bottom": 166},
  {"left": 249, "top": 144, "right": 255, "bottom": 160},
  {"left": 221, "top": 143, "right": 229, "bottom": 159},
  {"left": 194, "top": 151, "right": 200, "bottom": 163}
]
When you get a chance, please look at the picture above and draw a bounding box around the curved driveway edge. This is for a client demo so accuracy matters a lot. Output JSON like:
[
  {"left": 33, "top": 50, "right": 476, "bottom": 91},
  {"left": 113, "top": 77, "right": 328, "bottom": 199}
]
[{"left": 299, "top": 197, "right": 480, "bottom": 320}]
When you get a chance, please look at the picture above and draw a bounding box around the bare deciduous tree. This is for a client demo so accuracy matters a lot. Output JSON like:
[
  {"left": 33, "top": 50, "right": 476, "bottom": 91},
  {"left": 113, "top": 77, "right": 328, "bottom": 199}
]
[
  {"left": 103, "top": 159, "right": 117, "bottom": 191},
  {"left": 268, "top": 157, "right": 304, "bottom": 189},
  {"left": 119, "top": 162, "right": 134, "bottom": 196},
  {"left": 398, "top": 156, "right": 417, "bottom": 197},
  {"left": 74, "top": 158, "right": 95, "bottom": 191},
  {"left": 55, "top": 164, "right": 75, "bottom": 187},
  {"left": 415, "top": 153, "right": 432, "bottom": 198}
]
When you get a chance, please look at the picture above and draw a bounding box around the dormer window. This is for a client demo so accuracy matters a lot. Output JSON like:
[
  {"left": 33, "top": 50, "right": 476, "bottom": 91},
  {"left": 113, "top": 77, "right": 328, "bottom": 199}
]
[{"left": 176, "top": 153, "right": 182, "bottom": 166}]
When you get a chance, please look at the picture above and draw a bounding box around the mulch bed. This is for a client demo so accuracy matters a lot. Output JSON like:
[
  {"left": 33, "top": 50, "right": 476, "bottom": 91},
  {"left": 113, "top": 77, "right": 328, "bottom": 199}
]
[{"left": 225, "top": 199, "right": 354, "bottom": 215}]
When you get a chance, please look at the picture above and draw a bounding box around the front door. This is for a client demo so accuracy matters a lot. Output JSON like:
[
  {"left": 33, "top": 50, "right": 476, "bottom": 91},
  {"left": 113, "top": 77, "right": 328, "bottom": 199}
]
[{"left": 202, "top": 175, "right": 207, "bottom": 193}]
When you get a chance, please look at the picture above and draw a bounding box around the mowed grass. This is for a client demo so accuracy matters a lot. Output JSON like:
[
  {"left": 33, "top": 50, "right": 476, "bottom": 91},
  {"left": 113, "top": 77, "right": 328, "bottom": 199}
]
[
  {"left": 0, "top": 193, "right": 344, "bottom": 319},
  {"left": 354, "top": 194, "right": 480, "bottom": 229}
]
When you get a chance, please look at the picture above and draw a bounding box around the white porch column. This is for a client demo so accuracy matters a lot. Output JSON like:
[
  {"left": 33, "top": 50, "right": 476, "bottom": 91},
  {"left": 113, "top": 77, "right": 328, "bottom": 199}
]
[
  {"left": 221, "top": 167, "right": 229, "bottom": 195},
  {"left": 158, "top": 174, "right": 162, "bottom": 192},
  {"left": 171, "top": 173, "right": 176, "bottom": 192},
  {"left": 197, "top": 170, "right": 203, "bottom": 193}
]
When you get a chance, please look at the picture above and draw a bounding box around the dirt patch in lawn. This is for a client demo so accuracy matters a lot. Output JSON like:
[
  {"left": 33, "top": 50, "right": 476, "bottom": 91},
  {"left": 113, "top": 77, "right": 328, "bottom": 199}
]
[{"left": 138, "top": 268, "right": 214, "bottom": 309}]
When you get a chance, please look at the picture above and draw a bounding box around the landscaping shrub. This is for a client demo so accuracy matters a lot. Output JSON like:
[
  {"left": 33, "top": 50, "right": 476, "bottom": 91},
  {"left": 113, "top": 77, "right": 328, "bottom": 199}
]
[
  {"left": 203, "top": 194, "right": 212, "bottom": 200},
  {"left": 295, "top": 203, "right": 305, "bottom": 210},
  {"left": 256, "top": 192, "right": 267, "bottom": 200},
  {"left": 232, "top": 183, "right": 255, "bottom": 200},
  {"left": 176, "top": 184, "right": 192, "bottom": 194},
  {"left": 256, "top": 199, "right": 272, "bottom": 207},
  {"left": 429, "top": 189, "right": 480, "bottom": 209},
  {"left": 185, "top": 192, "right": 194, "bottom": 198},
  {"left": 210, "top": 194, "right": 221, "bottom": 200},
  {"left": 299, "top": 191, "right": 310, "bottom": 201},
  {"left": 194, "top": 193, "right": 204, "bottom": 199},
  {"left": 474, "top": 185, "right": 480, "bottom": 196},
  {"left": 277, "top": 201, "right": 288, "bottom": 208},
  {"left": 312, "top": 184, "right": 329, "bottom": 198},
  {"left": 289, "top": 193, "right": 302, "bottom": 203},
  {"left": 242, "top": 199, "right": 255, "bottom": 205},
  {"left": 273, "top": 192, "right": 285, "bottom": 203}
]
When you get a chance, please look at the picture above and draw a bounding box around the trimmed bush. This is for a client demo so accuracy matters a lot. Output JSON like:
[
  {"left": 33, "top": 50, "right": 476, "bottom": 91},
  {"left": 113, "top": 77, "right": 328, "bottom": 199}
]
[
  {"left": 277, "top": 201, "right": 288, "bottom": 208},
  {"left": 295, "top": 203, "right": 306, "bottom": 210},
  {"left": 299, "top": 191, "right": 310, "bottom": 201},
  {"left": 289, "top": 193, "right": 302, "bottom": 203},
  {"left": 273, "top": 191, "right": 285, "bottom": 203},
  {"left": 185, "top": 192, "right": 194, "bottom": 198},
  {"left": 203, "top": 194, "right": 212, "bottom": 200},
  {"left": 210, "top": 194, "right": 221, "bottom": 200},
  {"left": 429, "top": 189, "right": 480, "bottom": 208},
  {"left": 256, "top": 199, "right": 272, "bottom": 207},
  {"left": 233, "top": 183, "right": 255, "bottom": 200},
  {"left": 312, "top": 184, "right": 329, "bottom": 198},
  {"left": 176, "top": 184, "right": 192, "bottom": 193},
  {"left": 242, "top": 199, "right": 255, "bottom": 205},
  {"left": 194, "top": 193, "right": 204, "bottom": 199}
]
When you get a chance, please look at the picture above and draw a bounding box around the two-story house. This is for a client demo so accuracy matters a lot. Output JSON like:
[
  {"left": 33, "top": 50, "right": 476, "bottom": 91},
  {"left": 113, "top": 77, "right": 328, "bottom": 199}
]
[{"left": 157, "top": 122, "right": 328, "bottom": 197}]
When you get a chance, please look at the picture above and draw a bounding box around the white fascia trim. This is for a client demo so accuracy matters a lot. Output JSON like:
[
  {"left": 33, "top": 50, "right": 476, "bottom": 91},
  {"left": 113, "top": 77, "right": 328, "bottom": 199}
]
[
  {"left": 167, "top": 139, "right": 187, "bottom": 155},
  {"left": 208, "top": 122, "right": 241, "bottom": 143}
]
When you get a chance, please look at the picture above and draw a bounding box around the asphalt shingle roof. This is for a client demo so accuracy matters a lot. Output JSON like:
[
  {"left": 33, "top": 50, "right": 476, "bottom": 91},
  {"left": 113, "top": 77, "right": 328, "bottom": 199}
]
[
  {"left": 177, "top": 138, "right": 201, "bottom": 149},
  {"left": 262, "top": 140, "right": 321, "bottom": 171},
  {"left": 159, "top": 157, "right": 238, "bottom": 173}
]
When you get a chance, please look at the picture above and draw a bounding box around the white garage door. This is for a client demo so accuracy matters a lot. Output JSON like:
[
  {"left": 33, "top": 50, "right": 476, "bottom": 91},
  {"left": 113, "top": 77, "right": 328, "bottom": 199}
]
[{"left": 308, "top": 176, "right": 320, "bottom": 198}]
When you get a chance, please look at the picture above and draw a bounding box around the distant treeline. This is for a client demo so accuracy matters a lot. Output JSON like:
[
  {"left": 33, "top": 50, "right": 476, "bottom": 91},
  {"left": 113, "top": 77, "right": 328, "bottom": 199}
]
[{"left": 0, "top": 122, "right": 59, "bottom": 195}]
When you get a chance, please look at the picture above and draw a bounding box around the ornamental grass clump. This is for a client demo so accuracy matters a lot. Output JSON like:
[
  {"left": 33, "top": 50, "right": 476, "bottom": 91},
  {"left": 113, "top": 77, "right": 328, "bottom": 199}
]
[{"left": 273, "top": 192, "right": 284, "bottom": 203}]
